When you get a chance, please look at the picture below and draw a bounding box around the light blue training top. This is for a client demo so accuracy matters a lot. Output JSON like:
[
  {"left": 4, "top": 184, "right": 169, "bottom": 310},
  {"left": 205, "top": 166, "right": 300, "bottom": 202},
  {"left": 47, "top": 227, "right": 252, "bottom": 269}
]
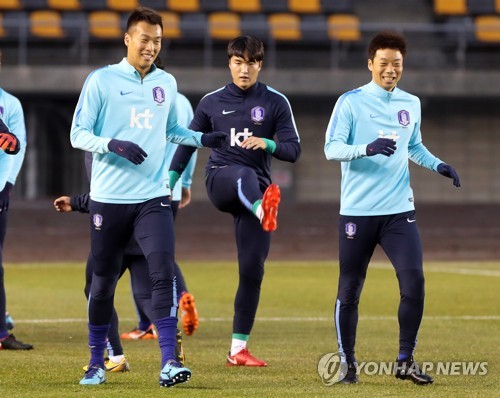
[
  {"left": 0, "top": 88, "right": 27, "bottom": 190},
  {"left": 70, "top": 58, "right": 204, "bottom": 204},
  {"left": 325, "top": 81, "right": 443, "bottom": 216}
]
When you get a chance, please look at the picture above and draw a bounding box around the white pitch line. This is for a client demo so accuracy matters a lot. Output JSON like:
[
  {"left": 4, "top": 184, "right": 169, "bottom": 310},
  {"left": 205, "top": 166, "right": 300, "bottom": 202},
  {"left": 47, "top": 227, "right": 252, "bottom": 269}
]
[
  {"left": 13, "top": 315, "right": 500, "bottom": 324},
  {"left": 370, "top": 264, "right": 500, "bottom": 277}
]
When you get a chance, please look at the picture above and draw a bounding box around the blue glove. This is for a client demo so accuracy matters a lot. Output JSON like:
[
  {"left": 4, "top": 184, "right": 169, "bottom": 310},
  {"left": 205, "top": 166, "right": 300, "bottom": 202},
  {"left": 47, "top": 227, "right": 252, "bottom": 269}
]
[
  {"left": 0, "top": 182, "right": 13, "bottom": 212},
  {"left": 200, "top": 132, "right": 227, "bottom": 149},
  {"left": 366, "top": 138, "right": 397, "bottom": 157},
  {"left": 437, "top": 163, "right": 461, "bottom": 187},
  {"left": 108, "top": 139, "right": 148, "bottom": 165}
]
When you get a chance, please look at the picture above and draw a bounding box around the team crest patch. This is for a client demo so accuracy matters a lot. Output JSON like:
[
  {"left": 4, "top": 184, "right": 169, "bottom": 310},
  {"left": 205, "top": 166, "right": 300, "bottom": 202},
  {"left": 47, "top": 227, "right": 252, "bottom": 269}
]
[
  {"left": 345, "top": 222, "right": 356, "bottom": 239},
  {"left": 398, "top": 110, "right": 410, "bottom": 127},
  {"left": 251, "top": 106, "right": 265, "bottom": 123},
  {"left": 93, "top": 214, "right": 103, "bottom": 230},
  {"left": 152, "top": 87, "right": 165, "bottom": 104}
]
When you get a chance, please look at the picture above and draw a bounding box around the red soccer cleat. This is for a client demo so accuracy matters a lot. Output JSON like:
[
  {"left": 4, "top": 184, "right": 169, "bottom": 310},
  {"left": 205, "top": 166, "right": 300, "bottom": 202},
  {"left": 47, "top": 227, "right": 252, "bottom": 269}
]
[
  {"left": 226, "top": 348, "right": 268, "bottom": 367},
  {"left": 179, "top": 293, "right": 199, "bottom": 336},
  {"left": 261, "top": 184, "right": 281, "bottom": 232}
]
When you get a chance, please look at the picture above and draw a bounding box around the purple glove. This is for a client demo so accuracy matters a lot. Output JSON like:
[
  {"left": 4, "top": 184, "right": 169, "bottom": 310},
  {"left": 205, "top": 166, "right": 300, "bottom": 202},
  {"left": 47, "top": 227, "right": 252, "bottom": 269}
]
[
  {"left": 201, "top": 132, "right": 227, "bottom": 149},
  {"left": 366, "top": 138, "right": 397, "bottom": 157},
  {"left": 437, "top": 163, "right": 461, "bottom": 187},
  {"left": 108, "top": 139, "right": 148, "bottom": 165}
]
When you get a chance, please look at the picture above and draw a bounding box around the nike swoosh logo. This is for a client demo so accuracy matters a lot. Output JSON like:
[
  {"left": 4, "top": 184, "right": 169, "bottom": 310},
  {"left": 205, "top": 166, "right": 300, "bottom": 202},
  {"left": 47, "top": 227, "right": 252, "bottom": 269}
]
[
  {"left": 118, "top": 147, "right": 124, "bottom": 152},
  {"left": 222, "top": 110, "right": 236, "bottom": 115},
  {"left": 120, "top": 91, "right": 133, "bottom": 96},
  {"left": 407, "top": 218, "right": 416, "bottom": 223},
  {"left": 370, "top": 114, "right": 381, "bottom": 118},
  {"left": 160, "top": 202, "right": 170, "bottom": 207}
]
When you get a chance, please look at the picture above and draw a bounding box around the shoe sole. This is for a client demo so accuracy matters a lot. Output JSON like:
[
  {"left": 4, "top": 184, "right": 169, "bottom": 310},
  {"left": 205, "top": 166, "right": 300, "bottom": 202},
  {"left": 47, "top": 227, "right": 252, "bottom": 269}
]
[
  {"left": 159, "top": 370, "right": 191, "bottom": 387},
  {"left": 180, "top": 294, "right": 198, "bottom": 336},
  {"left": 261, "top": 184, "right": 281, "bottom": 232}
]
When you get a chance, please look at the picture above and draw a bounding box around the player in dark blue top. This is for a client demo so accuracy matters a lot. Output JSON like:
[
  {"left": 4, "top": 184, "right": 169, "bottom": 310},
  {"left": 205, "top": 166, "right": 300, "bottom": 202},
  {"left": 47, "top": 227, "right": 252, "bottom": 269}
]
[{"left": 170, "top": 36, "right": 301, "bottom": 367}]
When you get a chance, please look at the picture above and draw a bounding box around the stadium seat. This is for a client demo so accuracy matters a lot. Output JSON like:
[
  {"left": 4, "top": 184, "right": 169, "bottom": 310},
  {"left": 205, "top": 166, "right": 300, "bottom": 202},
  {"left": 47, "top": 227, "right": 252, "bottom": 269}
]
[
  {"left": 322, "top": 0, "right": 354, "bottom": 13},
  {"left": 0, "top": 13, "right": 5, "bottom": 37},
  {"left": 61, "top": 11, "right": 87, "bottom": 37},
  {"left": 200, "top": 0, "right": 227, "bottom": 13},
  {"left": 228, "top": 0, "right": 261, "bottom": 13},
  {"left": 88, "top": 10, "right": 121, "bottom": 38},
  {"left": 301, "top": 14, "right": 328, "bottom": 41},
  {"left": 30, "top": 10, "right": 65, "bottom": 38},
  {"left": 180, "top": 12, "right": 206, "bottom": 39},
  {"left": 241, "top": 13, "right": 267, "bottom": 37},
  {"left": 261, "top": 0, "right": 288, "bottom": 13},
  {"left": 22, "top": 0, "right": 47, "bottom": 9},
  {"left": 106, "top": 0, "right": 138, "bottom": 12},
  {"left": 434, "top": 0, "right": 468, "bottom": 15},
  {"left": 288, "top": 0, "right": 321, "bottom": 14},
  {"left": 1, "top": 11, "right": 27, "bottom": 37},
  {"left": 140, "top": 0, "right": 166, "bottom": 10},
  {"left": 268, "top": 13, "right": 301, "bottom": 40},
  {"left": 475, "top": 15, "right": 500, "bottom": 41},
  {"left": 327, "top": 14, "right": 360, "bottom": 41},
  {"left": 467, "top": 0, "right": 495, "bottom": 14},
  {"left": 159, "top": 10, "right": 181, "bottom": 38},
  {"left": 80, "top": 0, "right": 106, "bottom": 10},
  {"left": 48, "top": 0, "right": 81, "bottom": 10},
  {"left": 495, "top": 0, "right": 500, "bottom": 13},
  {"left": 167, "top": 0, "right": 200, "bottom": 13},
  {"left": 208, "top": 11, "right": 241, "bottom": 39},
  {"left": 0, "top": 0, "right": 22, "bottom": 10}
]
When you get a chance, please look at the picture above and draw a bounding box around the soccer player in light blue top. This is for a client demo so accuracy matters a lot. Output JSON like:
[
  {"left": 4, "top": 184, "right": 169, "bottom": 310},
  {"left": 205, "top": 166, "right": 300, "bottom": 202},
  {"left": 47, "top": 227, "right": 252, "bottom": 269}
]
[
  {"left": 325, "top": 31, "right": 460, "bottom": 385},
  {"left": 0, "top": 81, "right": 32, "bottom": 351},
  {"left": 70, "top": 7, "right": 225, "bottom": 387}
]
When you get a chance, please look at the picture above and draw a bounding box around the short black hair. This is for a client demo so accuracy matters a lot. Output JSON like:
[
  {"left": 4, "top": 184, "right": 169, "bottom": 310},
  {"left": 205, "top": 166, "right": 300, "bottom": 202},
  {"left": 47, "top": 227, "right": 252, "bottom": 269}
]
[
  {"left": 227, "top": 36, "right": 264, "bottom": 62},
  {"left": 368, "top": 31, "right": 406, "bottom": 60},
  {"left": 126, "top": 6, "right": 163, "bottom": 32}
]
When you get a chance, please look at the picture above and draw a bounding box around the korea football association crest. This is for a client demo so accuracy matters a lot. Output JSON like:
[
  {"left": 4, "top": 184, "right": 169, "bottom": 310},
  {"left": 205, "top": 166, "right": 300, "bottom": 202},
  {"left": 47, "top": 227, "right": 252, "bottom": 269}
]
[
  {"left": 345, "top": 222, "right": 356, "bottom": 239},
  {"left": 251, "top": 106, "right": 265, "bottom": 124},
  {"left": 152, "top": 87, "right": 165, "bottom": 105},
  {"left": 93, "top": 213, "right": 103, "bottom": 230},
  {"left": 398, "top": 110, "right": 410, "bottom": 127}
]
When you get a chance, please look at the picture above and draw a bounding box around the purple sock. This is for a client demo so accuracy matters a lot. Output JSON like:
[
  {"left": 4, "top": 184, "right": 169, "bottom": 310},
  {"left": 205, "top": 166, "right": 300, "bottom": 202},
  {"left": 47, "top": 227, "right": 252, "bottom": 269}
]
[
  {"left": 88, "top": 323, "right": 110, "bottom": 368},
  {"left": 155, "top": 316, "right": 178, "bottom": 368}
]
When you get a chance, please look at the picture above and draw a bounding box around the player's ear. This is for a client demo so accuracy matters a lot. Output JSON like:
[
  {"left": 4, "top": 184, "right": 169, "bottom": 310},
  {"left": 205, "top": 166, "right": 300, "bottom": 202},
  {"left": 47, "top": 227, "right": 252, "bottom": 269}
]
[
  {"left": 367, "top": 58, "right": 373, "bottom": 72},
  {"left": 257, "top": 61, "right": 263, "bottom": 71},
  {"left": 124, "top": 32, "right": 130, "bottom": 47}
]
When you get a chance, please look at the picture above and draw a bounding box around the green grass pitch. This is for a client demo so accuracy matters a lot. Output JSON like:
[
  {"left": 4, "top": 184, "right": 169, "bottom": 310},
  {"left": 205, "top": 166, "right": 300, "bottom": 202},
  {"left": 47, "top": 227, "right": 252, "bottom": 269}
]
[{"left": 0, "top": 261, "right": 498, "bottom": 397}]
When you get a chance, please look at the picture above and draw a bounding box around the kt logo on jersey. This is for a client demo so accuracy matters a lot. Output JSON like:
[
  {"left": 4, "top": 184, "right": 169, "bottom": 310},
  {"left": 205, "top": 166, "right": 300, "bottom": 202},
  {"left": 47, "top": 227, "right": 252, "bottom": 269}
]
[
  {"left": 130, "top": 108, "right": 153, "bottom": 129},
  {"left": 230, "top": 128, "right": 253, "bottom": 147}
]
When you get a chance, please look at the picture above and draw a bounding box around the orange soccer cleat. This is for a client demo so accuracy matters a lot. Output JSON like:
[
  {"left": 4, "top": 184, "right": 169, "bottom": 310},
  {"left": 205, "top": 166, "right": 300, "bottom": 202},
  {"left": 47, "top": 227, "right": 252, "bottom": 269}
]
[
  {"left": 120, "top": 324, "right": 157, "bottom": 340},
  {"left": 226, "top": 348, "right": 268, "bottom": 367},
  {"left": 179, "top": 293, "right": 199, "bottom": 336},
  {"left": 261, "top": 184, "right": 281, "bottom": 232}
]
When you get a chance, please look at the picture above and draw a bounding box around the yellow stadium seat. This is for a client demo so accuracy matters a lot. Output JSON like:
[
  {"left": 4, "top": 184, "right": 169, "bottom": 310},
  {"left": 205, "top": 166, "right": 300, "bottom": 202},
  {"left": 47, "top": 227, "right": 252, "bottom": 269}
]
[
  {"left": 208, "top": 11, "right": 241, "bottom": 39},
  {"left": 434, "top": 0, "right": 468, "bottom": 15},
  {"left": 89, "top": 10, "right": 122, "bottom": 38},
  {"left": 0, "top": 14, "right": 5, "bottom": 37},
  {"left": 268, "top": 13, "right": 301, "bottom": 40},
  {"left": 48, "top": 0, "right": 81, "bottom": 10},
  {"left": 30, "top": 10, "right": 65, "bottom": 38},
  {"left": 0, "top": 0, "right": 21, "bottom": 10},
  {"left": 159, "top": 11, "right": 181, "bottom": 38},
  {"left": 475, "top": 15, "right": 500, "bottom": 42},
  {"left": 107, "top": 0, "right": 138, "bottom": 12},
  {"left": 327, "top": 14, "right": 360, "bottom": 41},
  {"left": 228, "top": 0, "right": 261, "bottom": 13},
  {"left": 167, "top": 0, "right": 200, "bottom": 13},
  {"left": 288, "top": 0, "right": 321, "bottom": 14},
  {"left": 495, "top": 0, "right": 500, "bottom": 13}
]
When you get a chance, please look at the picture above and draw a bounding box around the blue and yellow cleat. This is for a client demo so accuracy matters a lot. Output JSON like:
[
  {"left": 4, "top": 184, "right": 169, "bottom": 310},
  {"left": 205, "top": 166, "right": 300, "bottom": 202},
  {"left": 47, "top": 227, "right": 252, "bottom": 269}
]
[
  {"left": 80, "top": 365, "right": 106, "bottom": 385},
  {"left": 159, "top": 360, "right": 191, "bottom": 387}
]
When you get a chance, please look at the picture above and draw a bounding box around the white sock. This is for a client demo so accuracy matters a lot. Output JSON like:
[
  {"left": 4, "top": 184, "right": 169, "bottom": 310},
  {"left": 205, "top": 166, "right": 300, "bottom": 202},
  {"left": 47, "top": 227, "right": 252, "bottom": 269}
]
[
  {"left": 230, "top": 338, "right": 247, "bottom": 356},
  {"left": 108, "top": 354, "right": 124, "bottom": 363},
  {"left": 255, "top": 204, "right": 263, "bottom": 222}
]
